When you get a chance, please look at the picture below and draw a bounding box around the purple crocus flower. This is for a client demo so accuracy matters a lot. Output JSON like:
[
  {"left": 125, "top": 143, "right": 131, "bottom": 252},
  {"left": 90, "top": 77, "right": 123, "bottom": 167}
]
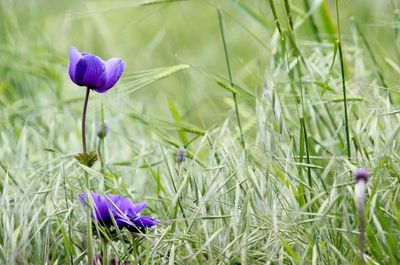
[
  {"left": 69, "top": 47, "right": 125, "bottom": 93},
  {"left": 79, "top": 192, "right": 159, "bottom": 231}
]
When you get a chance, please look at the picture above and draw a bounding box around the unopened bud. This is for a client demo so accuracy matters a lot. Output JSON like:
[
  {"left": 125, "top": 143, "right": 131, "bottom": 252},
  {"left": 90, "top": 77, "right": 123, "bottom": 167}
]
[
  {"left": 176, "top": 146, "right": 186, "bottom": 163},
  {"left": 354, "top": 168, "right": 369, "bottom": 206},
  {"left": 354, "top": 168, "right": 369, "bottom": 183},
  {"left": 353, "top": 168, "right": 370, "bottom": 261},
  {"left": 96, "top": 121, "right": 109, "bottom": 139}
]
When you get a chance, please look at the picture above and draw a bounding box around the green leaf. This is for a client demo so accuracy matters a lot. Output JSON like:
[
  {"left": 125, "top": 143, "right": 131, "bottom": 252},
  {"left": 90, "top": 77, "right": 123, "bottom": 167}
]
[
  {"left": 215, "top": 79, "right": 240, "bottom": 95},
  {"left": 167, "top": 99, "right": 188, "bottom": 144},
  {"left": 75, "top": 151, "right": 98, "bottom": 168}
]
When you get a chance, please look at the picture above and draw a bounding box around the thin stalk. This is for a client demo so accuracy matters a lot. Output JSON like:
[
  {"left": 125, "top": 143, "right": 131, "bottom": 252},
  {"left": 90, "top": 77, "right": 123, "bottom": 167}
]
[
  {"left": 161, "top": 147, "right": 188, "bottom": 229},
  {"left": 354, "top": 21, "right": 392, "bottom": 103},
  {"left": 283, "top": 0, "right": 294, "bottom": 31},
  {"left": 206, "top": 135, "right": 221, "bottom": 165},
  {"left": 300, "top": 117, "right": 312, "bottom": 187},
  {"left": 81, "top": 87, "right": 94, "bottom": 264},
  {"left": 232, "top": 93, "right": 245, "bottom": 150},
  {"left": 82, "top": 87, "right": 91, "bottom": 154},
  {"left": 268, "top": 0, "right": 283, "bottom": 39},
  {"left": 62, "top": 164, "right": 73, "bottom": 265},
  {"left": 217, "top": 8, "right": 246, "bottom": 154},
  {"left": 98, "top": 139, "right": 104, "bottom": 172},
  {"left": 303, "top": 0, "right": 321, "bottom": 42},
  {"left": 277, "top": 24, "right": 308, "bottom": 194},
  {"left": 336, "top": 0, "right": 351, "bottom": 159},
  {"left": 296, "top": 56, "right": 312, "bottom": 187},
  {"left": 86, "top": 193, "right": 94, "bottom": 265},
  {"left": 98, "top": 104, "right": 106, "bottom": 178},
  {"left": 282, "top": 0, "right": 313, "bottom": 188},
  {"left": 173, "top": 164, "right": 189, "bottom": 227},
  {"left": 85, "top": 174, "right": 94, "bottom": 265},
  {"left": 102, "top": 238, "right": 108, "bottom": 265},
  {"left": 132, "top": 240, "right": 142, "bottom": 264},
  {"left": 392, "top": 9, "right": 400, "bottom": 62},
  {"left": 358, "top": 206, "right": 366, "bottom": 264},
  {"left": 324, "top": 103, "right": 344, "bottom": 145}
]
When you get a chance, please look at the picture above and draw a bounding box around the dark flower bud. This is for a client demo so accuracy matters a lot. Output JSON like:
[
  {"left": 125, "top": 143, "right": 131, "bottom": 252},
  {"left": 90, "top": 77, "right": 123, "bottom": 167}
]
[
  {"left": 97, "top": 121, "right": 109, "bottom": 138},
  {"left": 176, "top": 146, "right": 186, "bottom": 163},
  {"left": 354, "top": 168, "right": 369, "bottom": 183}
]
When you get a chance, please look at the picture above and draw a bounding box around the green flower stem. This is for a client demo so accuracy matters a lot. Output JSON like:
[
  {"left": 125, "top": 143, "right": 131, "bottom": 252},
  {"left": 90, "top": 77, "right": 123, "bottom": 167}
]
[
  {"left": 98, "top": 104, "right": 106, "bottom": 178},
  {"left": 82, "top": 87, "right": 91, "bottom": 154},
  {"left": 81, "top": 87, "right": 94, "bottom": 264},
  {"left": 358, "top": 206, "right": 366, "bottom": 264}
]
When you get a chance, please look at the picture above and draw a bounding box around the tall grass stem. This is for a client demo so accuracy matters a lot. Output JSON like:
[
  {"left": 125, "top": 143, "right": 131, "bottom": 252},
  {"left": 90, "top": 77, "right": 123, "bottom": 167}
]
[
  {"left": 217, "top": 8, "right": 246, "bottom": 155},
  {"left": 336, "top": 0, "right": 351, "bottom": 159}
]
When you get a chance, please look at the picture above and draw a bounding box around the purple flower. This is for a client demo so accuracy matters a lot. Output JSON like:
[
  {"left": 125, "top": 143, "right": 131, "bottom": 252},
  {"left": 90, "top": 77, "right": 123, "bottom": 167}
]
[
  {"left": 79, "top": 192, "right": 159, "bottom": 231},
  {"left": 69, "top": 47, "right": 125, "bottom": 93}
]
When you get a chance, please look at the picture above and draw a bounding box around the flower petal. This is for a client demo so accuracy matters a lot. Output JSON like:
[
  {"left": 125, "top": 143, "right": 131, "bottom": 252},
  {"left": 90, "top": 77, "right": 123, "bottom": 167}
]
[
  {"left": 74, "top": 54, "right": 107, "bottom": 89},
  {"left": 93, "top": 58, "right": 125, "bottom": 93},
  {"left": 114, "top": 212, "right": 135, "bottom": 227},
  {"left": 132, "top": 202, "right": 147, "bottom": 214},
  {"left": 68, "top": 47, "right": 83, "bottom": 84},
  {"left": 107, "top": 194, "right": 134, "bottom": 213},
  {"left": 106, "top": 194, "right": 124, "bottom": 204},
  {"left": 133, "top": 216, "right": 159, "bottom": 227},
  {"left": 79, "top": 192, "right": 112, "bottom": 224}
]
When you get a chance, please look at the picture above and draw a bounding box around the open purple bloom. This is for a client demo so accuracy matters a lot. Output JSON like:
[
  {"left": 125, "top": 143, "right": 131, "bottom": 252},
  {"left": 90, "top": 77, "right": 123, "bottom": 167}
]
[
  {"left": 79, "top": 192, "right": 113, "bottom": 226},
  {"left": 69, "top": 47, "right": 125, "bottom": 93},
  {"left": 79, "top": 192, "right": 159, "bottom": 231}
]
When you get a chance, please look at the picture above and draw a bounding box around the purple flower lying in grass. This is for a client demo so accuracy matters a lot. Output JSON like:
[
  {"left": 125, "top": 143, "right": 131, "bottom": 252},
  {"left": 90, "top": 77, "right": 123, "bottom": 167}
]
[
  {"left": 69, "top": 47, "right": 125, "bottom": 93},
  {"left": 79, "top": 192, "right": 159, "bottom": 232}
]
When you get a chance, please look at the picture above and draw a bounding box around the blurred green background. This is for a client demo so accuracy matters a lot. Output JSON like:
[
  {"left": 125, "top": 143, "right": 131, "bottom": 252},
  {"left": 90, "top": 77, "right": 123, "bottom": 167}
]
[{"left": 1, "top": 0, "right": 398, "bottom": 119}]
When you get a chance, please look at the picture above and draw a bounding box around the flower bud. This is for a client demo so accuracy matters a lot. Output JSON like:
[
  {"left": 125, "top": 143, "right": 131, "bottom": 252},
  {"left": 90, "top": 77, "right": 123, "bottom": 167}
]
[
  {"left": 96, "top": 121, "right": 109, "bottom": 138},
  {"left": 353, "top": 168, "right": 370, "bottom": 262},
  {"left": 354, "top": 168, "right": 370, "bottom": 207},
  {"left": 354, "top": 168, "right": 369, "bottom": 183},
  {"left": 176, "top": 146, "right": 186, "bottom": 163}
]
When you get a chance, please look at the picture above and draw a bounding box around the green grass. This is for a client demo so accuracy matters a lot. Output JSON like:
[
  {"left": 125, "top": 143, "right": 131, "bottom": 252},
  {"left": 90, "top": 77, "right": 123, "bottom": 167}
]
[{"left": 1, "top": 0, "right": 400, "bottom": 264}]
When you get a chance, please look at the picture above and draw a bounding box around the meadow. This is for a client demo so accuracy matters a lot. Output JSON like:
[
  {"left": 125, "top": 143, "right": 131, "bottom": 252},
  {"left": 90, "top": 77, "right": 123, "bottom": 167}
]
[{"left": 0, "top": 0, "right": 400, "bottom": 264}]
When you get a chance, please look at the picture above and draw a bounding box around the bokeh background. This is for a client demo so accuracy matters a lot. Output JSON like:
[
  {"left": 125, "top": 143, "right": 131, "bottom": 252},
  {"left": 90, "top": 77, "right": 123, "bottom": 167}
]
[{"left": 1, "top": 0, "right": 399, "bottom": 161}]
